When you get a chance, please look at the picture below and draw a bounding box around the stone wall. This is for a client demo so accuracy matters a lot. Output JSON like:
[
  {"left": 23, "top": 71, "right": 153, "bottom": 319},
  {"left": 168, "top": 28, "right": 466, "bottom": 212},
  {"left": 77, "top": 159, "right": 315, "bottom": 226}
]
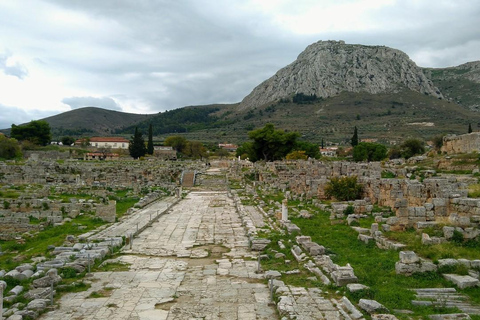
[
  {"left": 441, "top": 132, "right": 480, "bottom": 154},
  {"left": 231, "top": 159, "right": 479, "bottom": 229}
]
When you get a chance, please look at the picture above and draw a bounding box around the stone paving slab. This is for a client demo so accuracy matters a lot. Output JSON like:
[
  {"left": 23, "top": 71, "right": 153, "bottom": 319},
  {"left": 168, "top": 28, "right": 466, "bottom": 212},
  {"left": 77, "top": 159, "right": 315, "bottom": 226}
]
[
  {"left": 125, "top": 191, "right": 253, "bottom": 259},
  {"left": 41, "top": 255, "right": 276, "bottom": 319}
]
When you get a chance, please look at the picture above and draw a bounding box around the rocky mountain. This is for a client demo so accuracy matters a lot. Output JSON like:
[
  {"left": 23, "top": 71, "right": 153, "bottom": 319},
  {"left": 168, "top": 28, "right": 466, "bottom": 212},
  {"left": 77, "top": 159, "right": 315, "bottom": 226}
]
[{"left": 239, "top": 40, "right": 443, "bottom": 110}]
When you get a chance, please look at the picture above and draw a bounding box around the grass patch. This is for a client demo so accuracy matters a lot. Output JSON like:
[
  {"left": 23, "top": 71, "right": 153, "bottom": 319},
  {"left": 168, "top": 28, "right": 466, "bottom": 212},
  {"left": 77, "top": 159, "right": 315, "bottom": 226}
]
[
  {"left": 289, "top": 211, "right": 458, "bottom": 314},
  {"left": 468, "top": 184, "right": 480, "bottom": 198},
  {"left": 384, "top": 229, "right": 480, "bottom": 261},
  {"left": 0, "top": 214, "right": 106, "bottom": 270}
]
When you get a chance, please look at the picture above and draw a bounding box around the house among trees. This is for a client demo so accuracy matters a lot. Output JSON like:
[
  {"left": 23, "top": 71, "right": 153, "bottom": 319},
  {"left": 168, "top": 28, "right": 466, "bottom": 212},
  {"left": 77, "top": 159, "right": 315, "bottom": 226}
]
[
  {"left": 154, "top": 146, "right": 177, "bottom": 160},
  {"left": 218, "top": 143, "right": 238, "bottom": 152},
  {"left": 75, "top": 137, "right": 129, "bottom": 149},
  {"left": 320, "top": 147, "right": 338, "bottom": 157}
]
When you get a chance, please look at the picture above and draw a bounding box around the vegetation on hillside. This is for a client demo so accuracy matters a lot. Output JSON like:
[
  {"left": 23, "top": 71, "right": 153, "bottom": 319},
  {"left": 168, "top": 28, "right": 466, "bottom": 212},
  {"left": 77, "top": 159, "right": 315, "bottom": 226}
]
[{"left": 119, "top": 105, "right": 233, "bottom": 136}]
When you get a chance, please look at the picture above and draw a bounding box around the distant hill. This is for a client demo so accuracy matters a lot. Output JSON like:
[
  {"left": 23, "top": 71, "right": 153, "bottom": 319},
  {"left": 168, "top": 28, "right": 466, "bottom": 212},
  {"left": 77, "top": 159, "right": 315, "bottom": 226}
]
[
  {"left": 41, "top": 107, "right": 153, "bottom": 138},
  {"left": 117, "top": 104, "right": 236, "bottom": 136},
  {"left": 424, "top": 61, "right": 480, "bottom": 112}
]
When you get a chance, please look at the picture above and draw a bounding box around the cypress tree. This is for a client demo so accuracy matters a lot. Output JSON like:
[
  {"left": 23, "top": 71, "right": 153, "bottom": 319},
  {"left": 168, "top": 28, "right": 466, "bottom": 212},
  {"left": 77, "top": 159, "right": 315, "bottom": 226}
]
[
  {"left": 351, "top": 126, "right": 359, "bottom": 147},
  {"left": 147, "top": 123, "right": 154, "bottom": 155},
  {"left": 129, "top": 127, "right": 146, "bottom": 159},
  {"left": 468, "top": 123, "right": 473, "bottom": 133}
]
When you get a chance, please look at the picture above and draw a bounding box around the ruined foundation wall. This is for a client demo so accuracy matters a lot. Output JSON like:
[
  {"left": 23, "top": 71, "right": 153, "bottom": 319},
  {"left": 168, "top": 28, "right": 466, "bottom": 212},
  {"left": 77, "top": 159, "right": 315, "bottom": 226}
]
[{"left": 441, "top": 132, "right": 480, "bottom": 154}]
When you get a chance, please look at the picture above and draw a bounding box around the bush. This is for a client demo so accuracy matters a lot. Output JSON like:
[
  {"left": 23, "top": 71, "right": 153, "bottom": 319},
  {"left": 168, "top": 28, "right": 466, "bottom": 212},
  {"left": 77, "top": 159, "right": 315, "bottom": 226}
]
[
  {"left": 286, "top": 150, "right": 308, "bottom": 160},
  {"left": 344, "top": 205, "right": 355, "bottom": 215},
  {"left": 353, "top": 142, "right": 387, "bottom": 162},
  {"left": 325, "top": 176, "right": 363, "bottom": 201},
  {"left": 381, "top": 171, "right": 396, "bottom": 178},
  {"left": 400, "top": 138, "right": 425, "bottom": 159},
  {"left": 61, "top": 267, "right": 78, "bottom": 279},
  {"left": 451, "top": 230, "right": 464, "bottom": 244}
]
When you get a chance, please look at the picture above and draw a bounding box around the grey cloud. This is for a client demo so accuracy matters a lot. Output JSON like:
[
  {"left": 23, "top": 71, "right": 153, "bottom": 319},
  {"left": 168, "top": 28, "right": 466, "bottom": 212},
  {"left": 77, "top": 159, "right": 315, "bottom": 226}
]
[
  {"left": 6, "top": 0, "right": 480, "bottom": 119},
  {"left": 62, "top": 96, "right": 122, "bottom": 111},
  {"left": 0, "top": 51, "right": 28, "bottom": 79}
]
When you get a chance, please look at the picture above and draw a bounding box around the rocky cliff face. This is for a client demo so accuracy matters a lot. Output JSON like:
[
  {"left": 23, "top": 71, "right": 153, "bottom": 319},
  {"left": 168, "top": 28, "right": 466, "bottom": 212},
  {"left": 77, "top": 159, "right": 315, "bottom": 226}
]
[{"left": 239, "top": 40, "right": 442, "bottom": 110}]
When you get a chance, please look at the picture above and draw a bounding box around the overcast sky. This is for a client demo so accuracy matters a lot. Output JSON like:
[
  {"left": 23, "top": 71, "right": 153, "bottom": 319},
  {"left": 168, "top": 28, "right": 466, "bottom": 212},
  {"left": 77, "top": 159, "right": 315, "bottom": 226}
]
[{"left": 1, "top": 0, "right": 479, "bottom": 129}]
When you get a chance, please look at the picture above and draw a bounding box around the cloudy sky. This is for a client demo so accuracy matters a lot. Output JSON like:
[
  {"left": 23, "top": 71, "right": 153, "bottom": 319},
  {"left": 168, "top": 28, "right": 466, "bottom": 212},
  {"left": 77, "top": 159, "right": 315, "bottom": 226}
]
[{"left": 1, "top": 0, "right": 479, "bottom": 129}]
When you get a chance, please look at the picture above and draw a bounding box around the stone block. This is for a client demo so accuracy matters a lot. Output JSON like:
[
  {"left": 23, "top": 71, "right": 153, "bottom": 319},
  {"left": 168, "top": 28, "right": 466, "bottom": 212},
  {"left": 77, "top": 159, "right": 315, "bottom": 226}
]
[
  {"left": 399, "top": 251, "right": 419, "bottom": 264},
  {"left": 429, "top": 314, "right": 471, "bottom": 320},
  {"left": 443, "top": 274, "right": 479, "bottom": 289},
  {"left": 438, "top": 259, "right": 458, "bottom": 269},
  {"left": 424, "top": 203, "right": 434, "bottom": 211},
  {"left": 358, "top": 234, "right": 373, "bottom": 244},
  {"left": 27, "top": 299, "right": 49, "bottom": 311},
  {"left": 432, "top": 198, "right": 446, "bottom": 207},
  {"left": 251, "top": 239, "right": 271, "bottom": 251},
  {"left": 443, "top": 226, "right": 455, "bottom": 239},
  {"left": 346, "top": 283, "right": 370, "bottom": 292}
]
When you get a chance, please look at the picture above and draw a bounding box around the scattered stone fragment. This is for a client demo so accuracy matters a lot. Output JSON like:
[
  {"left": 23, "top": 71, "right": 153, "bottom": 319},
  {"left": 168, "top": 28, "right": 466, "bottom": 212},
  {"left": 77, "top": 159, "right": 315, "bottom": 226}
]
[{"left": 359, "top": 299, "right": 387, "bottom": 314}]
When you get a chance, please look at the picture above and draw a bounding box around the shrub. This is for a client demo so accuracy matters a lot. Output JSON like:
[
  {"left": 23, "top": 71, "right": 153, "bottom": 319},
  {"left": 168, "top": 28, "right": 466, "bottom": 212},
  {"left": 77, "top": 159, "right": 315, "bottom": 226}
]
[
  {"left": 400, "top": 138, "right": 425, "bottom": 159},
  {"left": 381, "top": 171, "right": 396, "bottom": 178},
  {"left": 344, "top": 205, "right": 355, "bottom": 215},
  {"left": 451, "top": 230, "right": 464, "bottom": 244},
  {"left": 286, "top": 150, "right": 308, "bottom": 160},
  {"left": 325, "top": 176, "right": 363, "bottom": 201}
]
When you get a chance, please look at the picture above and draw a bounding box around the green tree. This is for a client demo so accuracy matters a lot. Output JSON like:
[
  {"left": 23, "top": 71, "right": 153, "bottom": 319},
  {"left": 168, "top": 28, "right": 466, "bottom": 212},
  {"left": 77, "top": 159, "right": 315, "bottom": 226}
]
[
  {"left": 128, "top": 127, "right": 146, "bottom": 159},
  {"left": 11, "top": 120, "right": 51, "bottom": 146},
  {"left": 235, "top": 142, "right": 254, "bottom": 160},
  {"left": 147, "top": 123, "right": 154, "bottom": 155},
  {"left": 352, "top": 142, "right": 387, "bottom": 162},
  {"left": 468, "top": 123, "right": 473, "bottom": 133},
  {"left": 351, "top": 126, "right": 359, "bottom": 147},
  {"left": 61, "top": 136, "right": 75, "bottom": 146},
  {"left": 294, "top": 141, "right": 320, "bottom": 159},
  {"left": 325, "top": 176, "right": 363, "bottom": 201},
  {"left": 400, "top": 138, "right": 425, "bottom": 159},
  {"left": 184, "top": 141, "right": 206, "bottom": 159},
  {"left": 0, "top": 135, "right": 22, "bottom": 160},
  {"left": 164, "top": 135, "right": 187, "bottom": 153},
  {"left": 247, "top": 123, "right": 299, "bottom": 161},
  {"left": 215, "top": 148, "right": 229, "bottom": 159}
]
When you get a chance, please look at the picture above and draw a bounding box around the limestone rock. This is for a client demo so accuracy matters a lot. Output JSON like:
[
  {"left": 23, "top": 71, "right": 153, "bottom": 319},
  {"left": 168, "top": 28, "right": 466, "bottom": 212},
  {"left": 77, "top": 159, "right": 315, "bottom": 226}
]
[
  {"left": 239, "top": 40, "right": 442, "bottom": 110},
  {"left": 27, "top": 299, "right": 49, "bottom": 311}
]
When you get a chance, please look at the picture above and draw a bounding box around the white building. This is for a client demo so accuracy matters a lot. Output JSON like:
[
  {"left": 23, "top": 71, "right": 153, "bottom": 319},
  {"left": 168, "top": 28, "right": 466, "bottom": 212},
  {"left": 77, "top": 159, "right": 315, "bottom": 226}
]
[{"left": 76, "top": 137, "right": 129, "bottom": 149}]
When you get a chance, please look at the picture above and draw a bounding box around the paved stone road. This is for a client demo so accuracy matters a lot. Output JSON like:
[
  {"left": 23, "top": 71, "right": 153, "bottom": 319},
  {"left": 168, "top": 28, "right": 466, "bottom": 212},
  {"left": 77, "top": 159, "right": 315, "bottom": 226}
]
[{"left": 42, "top": 175, "right": 277, "bottom": 319}]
